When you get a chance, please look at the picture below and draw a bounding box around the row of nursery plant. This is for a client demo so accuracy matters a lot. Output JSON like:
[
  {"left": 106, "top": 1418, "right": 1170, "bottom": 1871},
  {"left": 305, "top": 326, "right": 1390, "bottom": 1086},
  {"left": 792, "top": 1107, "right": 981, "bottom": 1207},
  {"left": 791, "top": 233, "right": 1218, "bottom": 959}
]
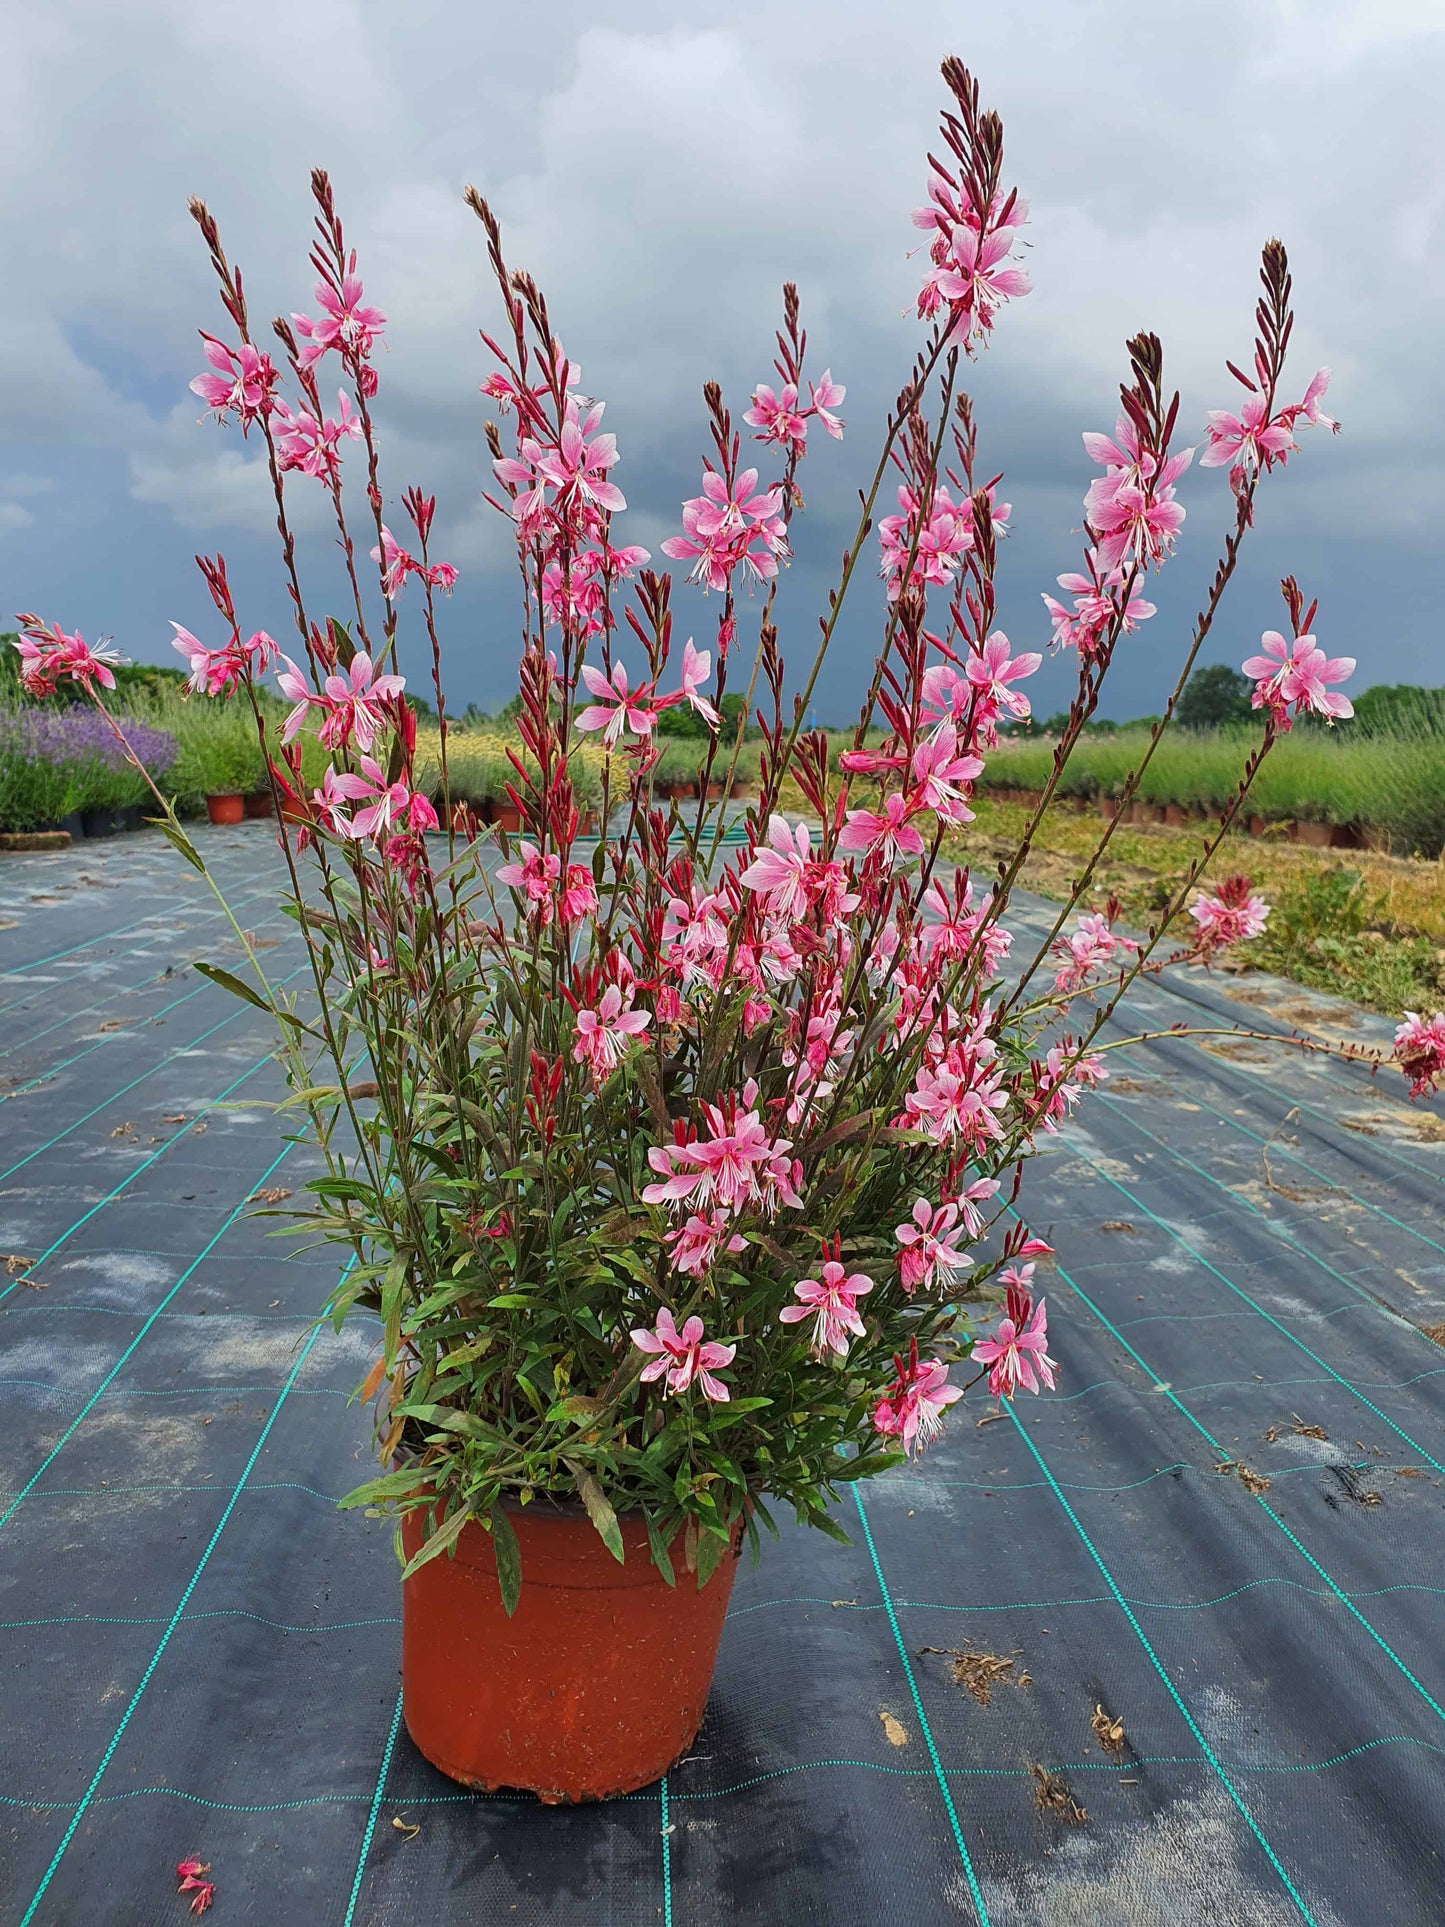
[
  {"left": 970, "top": 725, "right": 1445, "bottom": 855},
  {"left": 0, "top": 707, "right": 177, "bottom": 831}
]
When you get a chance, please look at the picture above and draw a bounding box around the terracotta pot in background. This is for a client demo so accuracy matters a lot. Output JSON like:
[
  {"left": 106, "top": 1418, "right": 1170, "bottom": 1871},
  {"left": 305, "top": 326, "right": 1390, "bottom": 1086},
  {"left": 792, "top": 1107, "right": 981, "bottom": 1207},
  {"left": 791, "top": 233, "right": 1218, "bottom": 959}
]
[
  {"left": 1289, "top": 819, "right": 1334, "bottom": 849},
  {"left": 243, "top": 790, "right": 274, "bottom": 819},
  {"left": 1163, "top": 804, "right": 1190, "bottom": 828},
  {"left": 205, "top": 792, "right": 245, "bottom": 826},
  {"left": 1096, "top": 797, "right": 1120, "bottom": 822},
  {"left": 492, "top": 803, "right": 524, "bottom": 834},
  {"left": 401, "top": 1504, "right": 740, "bottom": 1802},
  {"left": 1247, "top": 813, "right": 1268, "bottom": 836}
]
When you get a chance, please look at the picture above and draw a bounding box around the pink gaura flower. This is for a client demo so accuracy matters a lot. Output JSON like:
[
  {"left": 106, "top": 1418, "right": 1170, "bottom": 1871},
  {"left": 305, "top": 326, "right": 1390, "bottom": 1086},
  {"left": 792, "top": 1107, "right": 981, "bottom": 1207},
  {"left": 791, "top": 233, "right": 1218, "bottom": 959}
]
[
  {"left": 661, "top": 468, "right": 789, "bottom": 593},
  {"left": 744, "top": 381, "right": 808, "bottom": 451},
  {"left": 916, "top": 876, "right": 1011, "bottom": 976},
  {"left": 838, "top": 791, "right": 927, "bottom": 864},
  {"left": 276, "top": 651, "right": 404, "bottom": 753},
  {"left": 739, "top": 815, "right": 814, "bottom": 921},
  {"left": 190, "top": 334, "right": 278, "bottom": 429},
  {"left": 1200, "top": 393, "right": 1294, "bottom": 472},
  {"left": 12, "top": 619, "right": 125, "bottom": 696},
  {"left": 310, "top": 763, "right": 367, "bottom": 836},
  {"left": 808, "top": 369, "right": 846, "bottom": 438},
  {"left": 559, "top": 863, "right": 598, "bottom": 925},
  {"left": 573, "top": 981, "right": 651, "bottom": 1078},
  {"left": 1042, "top": 561, "right": 1156, "bottom": 658},
  {"left": 894, "top": 1198, "right": 972, "bottom": 1295},
  {"left": 370, "top": 526, "right": 459, "bottom": 600},
  {"left": 877, "top": 482, "right": 975, "bottom": 601},
  {"left": 872, "top": 1338, "right": 963, "bottom": 1455},
  {"left": 532, "top": 400, "right": 626, "bottom": 514},
  {"left": 965, "top": 631, "right": 1042, "bottom": 721},
  {"left": 664, "top": 1211, "right": 747, "bottom": 1279},
  {"left": 1051, "top": 911, "right": 1138, "bottom": 995},
  {"left": 901, "top": 1042, "right": 1008, "bottom": 1150},
  {"left": 576, "top": 661, "right": 658, "bottom": 748},
  {"left": 496, "top": 841, "right": 563, "bottom": 919},
  {"left": 1298, "top": 367, "right": 1337, "bottom": 432},
  {"left": 1032, "top": 1042, "right": 1108, "bottom": 1134},
  {"left": 176, "top": 1858, "right": 215, "bottom": 1916},
  {"left": 910, "top": 726, "right": 983, "bottom": 824},
  {"left": 171, "top": 623, "right": 276, "bottom": 698},
  {"left": 293, "top": 262, "right": 386, "bottom": 366},
  {"left": 972, "top": 1270, "right": 1058, "bottom": 1398},
  {"left": 342, "top": 756, "right": 438, "bottom": 841},
  {"left": 920, "top": 218, "right": 1031, "bottom": 345},
  {"left": 1241, "top": 631, "right": 1354, "bottom": 726},
  {"left": 271, "top": 392, "right": 363, "bottom": 482},
  {"left": 1395, "top": 1011, "right": 1445, "bottom": 1098},
  {"left": 1190, "top": 875, "right": 1269, "bottom": 951},
  {"left": 780, "top": 1244, "right": 873, "bottom": 1358},
  {"left": 1087, "top": 448, "right": 1193, "bottom": 571},
  {"left": 631, "top": 1307, "right": 735, "bottom": 1401},
  {"left": 677, "top": 637, "right": 721, "bottom": 728},
  {"left": 643, "top": 1081, "right": 802, "bottom": 1219}
]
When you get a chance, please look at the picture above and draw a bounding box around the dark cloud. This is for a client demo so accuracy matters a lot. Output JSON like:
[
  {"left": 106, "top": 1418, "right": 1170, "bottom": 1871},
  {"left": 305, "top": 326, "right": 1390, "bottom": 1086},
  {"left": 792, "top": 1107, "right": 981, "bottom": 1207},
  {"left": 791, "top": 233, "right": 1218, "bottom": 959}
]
[{"left": 3, "top": 2, "right": 1442, "bottom": 713}]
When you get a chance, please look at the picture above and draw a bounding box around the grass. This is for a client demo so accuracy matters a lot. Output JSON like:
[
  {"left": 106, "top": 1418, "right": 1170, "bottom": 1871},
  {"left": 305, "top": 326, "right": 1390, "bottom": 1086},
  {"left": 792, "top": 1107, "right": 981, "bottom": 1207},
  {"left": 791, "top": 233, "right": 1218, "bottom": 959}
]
[
  {"left": 951, "top": 796, "right": 1445, "bottom": 1018},
  {"left": 975, "top": 726, "right": 1445, "bottom": 858}
]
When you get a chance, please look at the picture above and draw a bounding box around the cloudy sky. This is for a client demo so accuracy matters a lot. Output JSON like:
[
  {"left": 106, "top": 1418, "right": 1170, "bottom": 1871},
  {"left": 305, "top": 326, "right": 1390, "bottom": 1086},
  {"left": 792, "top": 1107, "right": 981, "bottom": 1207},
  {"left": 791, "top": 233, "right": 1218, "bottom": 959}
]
[{"left": 3, "top": 0, "right": 1442, "bottom": 719}]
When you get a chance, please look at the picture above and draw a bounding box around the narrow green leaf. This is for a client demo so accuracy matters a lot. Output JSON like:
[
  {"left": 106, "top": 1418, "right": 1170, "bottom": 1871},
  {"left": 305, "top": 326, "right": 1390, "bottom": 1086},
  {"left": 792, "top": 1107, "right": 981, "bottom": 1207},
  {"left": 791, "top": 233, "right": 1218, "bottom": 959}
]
[
  {"left": 490, "top": 1506, "right": 523, "bottom": 1615},
  {"left": 194, "top": 961, "right": 271, "bottom": 1013},
  {"left": 399, "top": 1503, "right": 468, "bottom": 1578},
  {"left": 155, "top": 815, "right": 206, "bottom": 873}
]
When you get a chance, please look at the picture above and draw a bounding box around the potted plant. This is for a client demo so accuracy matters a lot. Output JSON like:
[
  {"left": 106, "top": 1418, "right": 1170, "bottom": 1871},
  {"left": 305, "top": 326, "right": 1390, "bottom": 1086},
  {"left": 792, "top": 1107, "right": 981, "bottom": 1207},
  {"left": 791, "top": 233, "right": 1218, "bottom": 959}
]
[{"left": 12, "top": 59, "right": 1378, "bottom": 1804}]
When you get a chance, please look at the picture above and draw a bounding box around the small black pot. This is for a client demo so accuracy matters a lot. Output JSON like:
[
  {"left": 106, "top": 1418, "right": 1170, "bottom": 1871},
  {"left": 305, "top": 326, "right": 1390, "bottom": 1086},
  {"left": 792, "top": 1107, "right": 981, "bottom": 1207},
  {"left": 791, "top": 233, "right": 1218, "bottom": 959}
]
[
  {"left": 41, "top": 811, "right": 86, "bottom": 839},
  {"left": 120, "top": 804, "right": 145, "bottom": 832},
  {"left": 81, "top": 807, "right": 124, "bottom": 838}
]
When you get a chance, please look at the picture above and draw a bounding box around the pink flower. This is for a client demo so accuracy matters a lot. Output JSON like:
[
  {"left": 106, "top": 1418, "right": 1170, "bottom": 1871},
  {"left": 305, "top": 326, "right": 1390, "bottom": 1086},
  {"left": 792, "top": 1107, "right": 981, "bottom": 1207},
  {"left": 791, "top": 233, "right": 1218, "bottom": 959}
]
[
  {"left": 894, "top": 1198, "right": 972, "bottom": 1295},
  {"left": 900, "top": 1043, "right": 1008, "bottom": 1150},
  {"left": 340, "top": 756, "right": 438, "bottom": 841},
  {"left": 271, "top": 392, "right": 363, "bottom": 482},
  {"left": 171, "top": 623, "right": 276, "bottom": 698},
  {"left": 838, "top": 792, "right": 927, "bottom": 865},
  {"left": 739, "top": 815, "right": 815, "bottom": 921},
  {"left": 276, "top": 651, "right": 404, "bottom": 753},
  {"left": 664, "top": 1211, "right": 747, "bottom": 1278},
  {"left": 12, "top": 620, "right": 125, "bottom": 696},
  {"left": 1042, "top": 561, "right": 1156, "bottom": 658},
  {"left": 1395, "top": 1011, "right": 1445, "bottom": 1098},
  {"left": 1200, "top": 393, "right": 1294, "bottom": 472},
  {"left": 293, "top": 264, "right": 386, "bottom": 366},
  {"left": 1051, "top": 911, "right": 1137, "bottom": 995},
  {"left": 631, "top": 1308, "right": 736, "bottom": 1401},
  {"left": 1087, "top": 448, "right": 1193, "bottom": 572},
  {"left": 1241, "top": 631, "right": 1354, "bottom": 726},
  {"left": 808, "top": 369, "right": 845, "bottom": 439},
  {"left": 1298, "top": 367, "right": 1337, "bottom": 432},
  {"left": 573, "top": 981, "right": 651, "bottom": 1078},
  {"left": 872, "top": 1338, "right": 963, "bottom": 1455},
  {"left": 176, "top": 1858, "right": 215, "bottom": 1916},
  {"left": 370, "top": 526, "right": 460, "bottom": 600},
  {"left": 877, "top": 482, "right": 973, "bottom": 602},
  {"left": 1032, "top": 1043, "right": 1107, "bottom": 1133},
  {"left": 919, "top": 215, "right": 1031, "bottom": 346},
  {"left": 780, "top": 1246, "right": 873, "bottom": 1358},
  {"left": 576, "top": 661, "right": 657, "bottom": 748},
  {"left": 744, "top": 382, "right": 808, "bottom": 451},
  {"left": 971, "top": 1271, "right": 1057, "bottom": 1398},
  {"left": 532, "top": 400, "right": 626, "bottom": 514},
  {"left": 496, "top": 841, "right": 562, "bottom": 918},
  {"left": 907, "top": 728, "right": 981, "bottom": 825},
  {"left": 661, "top": 468, "right": 789, "bottom": 593},
  {"left": 675, "top": 637, "right": 721, "bottom": 728},
  {"left": 1190, "top": 875, "right": 1269, "bottom": 951},
  {"left": 965, "top": 631, "right": 1041, "bottom": 721},
  {"left": 643, "top": 1083, "right": 802, "bottom": 1219},
  {"left": 190, "top": 334, "right": 278, "bottom": 429},
  {"left": 310, "top": 763, "right": 368, "bottom": 836},
  {"left": 559, "top": 863, "right": 598, "bottom": 925}
]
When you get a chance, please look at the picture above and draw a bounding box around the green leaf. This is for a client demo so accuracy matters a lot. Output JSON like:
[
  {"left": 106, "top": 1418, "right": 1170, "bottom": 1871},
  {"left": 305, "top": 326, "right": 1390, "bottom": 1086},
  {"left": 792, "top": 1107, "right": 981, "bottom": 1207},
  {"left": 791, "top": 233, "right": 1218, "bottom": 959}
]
[
  {"left": 575, "top": 1469, "right": 625, "bottom": 1564},
  {"left": 694, "top": 1521, "right": 732, "bottom": 1588},
  {"left": 645, "top": 1510, "right": 677, "bottom": 1586},
  {"left": 155, "top": 815, "right": 206, "bottom": 873},
  {"left": 707, "top": 1396, "right": 771, "bottom": 1430},
  {"left": 486, "top": 1293, "right": 534, "bottom": 1310},
  {"left": 399, "top": 1502, "right": 469, "bottom": 1578},
  {"left": 336, "top": 1467, "right": 431, "bottom": 1510},
  {"left": 809, "top": 1511, "right": 855, "bottom": 1547},
  {"left": 194, "top": 961, "right": 271, "bottom": 1014},
  {"left": 490, "top": 1505, "right": 523, "bottom": 1616}
]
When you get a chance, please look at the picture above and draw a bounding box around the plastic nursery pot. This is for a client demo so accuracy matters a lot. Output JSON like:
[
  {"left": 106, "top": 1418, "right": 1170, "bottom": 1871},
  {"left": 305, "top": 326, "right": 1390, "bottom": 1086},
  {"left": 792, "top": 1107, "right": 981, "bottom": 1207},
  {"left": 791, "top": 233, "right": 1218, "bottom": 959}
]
[
  {"left": 205, "top": 792, "right": 246, "bottom": 826},
  {"left": 80, "top": 806, "right": 127, "bottom": 839},
  {"left": 400, "top": 1502, "right": 741, "bottom": 1802},
  {"left": 243, "top": 789, "right": 275, "bottom": 819}
]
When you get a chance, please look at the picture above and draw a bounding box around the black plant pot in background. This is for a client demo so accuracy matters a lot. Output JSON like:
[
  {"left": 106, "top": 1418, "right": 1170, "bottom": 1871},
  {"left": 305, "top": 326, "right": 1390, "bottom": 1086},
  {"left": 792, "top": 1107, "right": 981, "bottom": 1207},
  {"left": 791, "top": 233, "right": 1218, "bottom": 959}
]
[{"left": 41, "top": 811, "right": 86, "bottom": 840}]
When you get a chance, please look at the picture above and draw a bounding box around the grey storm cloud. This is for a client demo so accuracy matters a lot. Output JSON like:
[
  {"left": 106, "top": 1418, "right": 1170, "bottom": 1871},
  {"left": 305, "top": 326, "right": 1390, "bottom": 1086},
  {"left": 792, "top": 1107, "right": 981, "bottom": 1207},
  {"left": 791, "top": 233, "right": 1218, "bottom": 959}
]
[{"left": 2, "top": 0, "right": 1442, "bottom": 715}]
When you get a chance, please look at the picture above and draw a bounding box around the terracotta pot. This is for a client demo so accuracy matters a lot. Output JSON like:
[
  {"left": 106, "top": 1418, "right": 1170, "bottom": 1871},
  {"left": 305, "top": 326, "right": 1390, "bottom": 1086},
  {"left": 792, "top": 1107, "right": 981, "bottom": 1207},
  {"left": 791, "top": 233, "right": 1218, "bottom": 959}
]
[
  {"left": 492, "top": 802, "right": 524, "bottom": 834},
  {"left": 243, "top": 789, "right": 274, "bottom": 819},
  {"left": 205, "top": 792, "right": 245, "bottom": 826},
  {"left": 1247, "top": 813, "right": 1268, "bottom": 836},
  {"left": 664, "top": 782, "right": 691, "bottom": 802},
  {"left": 401, "top": 1504, "right": 740, "bottom": 1802},
  {"left": 577, "top": 811, "right": 600, "bottom": 837},
  {"left": 1096, "top": 797, "right": 1121, "bottom": 822},
  {"left": 1289, "top": 819, "right": 1334, "bottom": 849},
  {"left": 1163, "top": 803, "right": 1190, "bottom": 828}
]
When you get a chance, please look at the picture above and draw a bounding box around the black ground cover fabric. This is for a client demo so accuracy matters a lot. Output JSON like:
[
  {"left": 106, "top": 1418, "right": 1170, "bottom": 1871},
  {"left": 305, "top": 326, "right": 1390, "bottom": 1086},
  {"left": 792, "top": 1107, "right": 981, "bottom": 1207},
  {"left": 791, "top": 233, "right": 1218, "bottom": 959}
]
[{"left": 2, "top": 828, "right": 1444, "bottom": 1923}]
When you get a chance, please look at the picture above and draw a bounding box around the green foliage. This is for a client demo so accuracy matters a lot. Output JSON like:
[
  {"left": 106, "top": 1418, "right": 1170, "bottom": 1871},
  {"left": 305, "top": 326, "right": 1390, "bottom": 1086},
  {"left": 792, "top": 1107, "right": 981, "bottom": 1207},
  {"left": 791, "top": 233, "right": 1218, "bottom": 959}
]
[
  {"left": 1352, "top": 684, "right": 1445, "bottom": 736},
  {"left": 1176, "top": 663, "right": 1252, "bottom": 729}
]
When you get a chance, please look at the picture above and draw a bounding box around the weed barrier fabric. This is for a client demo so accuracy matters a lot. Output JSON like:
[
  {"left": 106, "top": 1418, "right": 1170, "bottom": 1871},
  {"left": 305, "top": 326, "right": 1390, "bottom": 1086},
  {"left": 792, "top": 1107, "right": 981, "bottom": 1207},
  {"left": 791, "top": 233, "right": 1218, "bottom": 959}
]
[{"left": 2, "top": 833, "right": 1444, "bottom": 1922}]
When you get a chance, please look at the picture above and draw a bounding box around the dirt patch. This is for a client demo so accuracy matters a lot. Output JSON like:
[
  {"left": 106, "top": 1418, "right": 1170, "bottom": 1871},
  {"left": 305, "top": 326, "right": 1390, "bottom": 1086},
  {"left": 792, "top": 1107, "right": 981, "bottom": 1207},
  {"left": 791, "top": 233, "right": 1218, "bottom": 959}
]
[
  {"left": 1216, "top": 1460, "right": 1271, "bottom": 1495},
  {"left": 1340, "top": 1109, "right": 1445, "bottom": 1146},
  {"left": 1031, "top": 1765, "right": 1088, "bottom": 1823},
  {"left": 1090, "top": 1705, "right": 1126, "bottom": 1753}
]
